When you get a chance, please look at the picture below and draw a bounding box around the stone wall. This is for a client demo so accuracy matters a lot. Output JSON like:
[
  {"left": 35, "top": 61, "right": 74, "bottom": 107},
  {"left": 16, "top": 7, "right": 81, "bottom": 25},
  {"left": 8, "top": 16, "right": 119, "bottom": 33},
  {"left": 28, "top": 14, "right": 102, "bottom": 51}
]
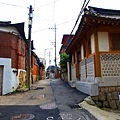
[
  {"left": 18, "top": 70, "right": 26, "bottom": 88},
  {"left": 61, "top": 72, "right": 68, "bottom": 81},
  {"left": 92, "top": 86, "right": 120, "bottom": 110}
]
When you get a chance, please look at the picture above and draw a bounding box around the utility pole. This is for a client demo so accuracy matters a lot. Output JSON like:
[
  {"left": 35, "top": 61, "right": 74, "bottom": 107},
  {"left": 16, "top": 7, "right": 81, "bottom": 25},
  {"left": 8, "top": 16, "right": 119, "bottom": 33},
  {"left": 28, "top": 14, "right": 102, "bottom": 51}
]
[
  {"left": 27, "top": 5, "right": 33, "bottom": 90},
  {"left": 49, "top": 24, "right": 57, "bottom": 78},
  {"left": 54, "top": 24, "right": 57, "bottom": 67},
  {"left": 49, "top": 24, "right": 57, "bottom": 67},
  {"left": 48, "top": 51, "right": 51, "bottom": 66},
  {"left": 44, "top": 48, "right": 52, "bottom": 79}
]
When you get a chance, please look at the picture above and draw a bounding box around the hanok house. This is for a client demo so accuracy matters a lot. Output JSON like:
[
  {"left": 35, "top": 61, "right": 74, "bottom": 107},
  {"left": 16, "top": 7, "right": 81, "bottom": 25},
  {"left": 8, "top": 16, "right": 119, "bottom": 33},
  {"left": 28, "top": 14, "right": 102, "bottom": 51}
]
[
  {"left": 65, "top": 6, "right": 120, "bottom": 109},
  {"left": 0, "top": 21, "right": 27, "bottom": 95}
]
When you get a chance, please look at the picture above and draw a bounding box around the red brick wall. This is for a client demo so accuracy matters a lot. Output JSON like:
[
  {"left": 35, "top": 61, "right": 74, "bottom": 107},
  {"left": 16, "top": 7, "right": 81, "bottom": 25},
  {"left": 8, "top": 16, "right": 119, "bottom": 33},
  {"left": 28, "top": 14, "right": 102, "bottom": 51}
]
[
  {"left": 31, "top": 55, "right": 39, "bottom": 75},
  {"left": 0, "top": 31, "right": 26, "bottom": 70},
  {"left": 11, "top": 35, "right": 26, "bottom": 70},
  {"left": 0, "top": 32, "right": 12, "bottom": 58}
]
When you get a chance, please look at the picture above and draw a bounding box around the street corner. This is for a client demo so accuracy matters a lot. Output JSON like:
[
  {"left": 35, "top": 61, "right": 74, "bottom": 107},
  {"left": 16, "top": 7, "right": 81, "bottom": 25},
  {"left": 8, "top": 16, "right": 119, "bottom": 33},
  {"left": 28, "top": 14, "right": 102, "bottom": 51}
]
[{"left": 79, "top": 101, "right": 120, "bottom": 120}]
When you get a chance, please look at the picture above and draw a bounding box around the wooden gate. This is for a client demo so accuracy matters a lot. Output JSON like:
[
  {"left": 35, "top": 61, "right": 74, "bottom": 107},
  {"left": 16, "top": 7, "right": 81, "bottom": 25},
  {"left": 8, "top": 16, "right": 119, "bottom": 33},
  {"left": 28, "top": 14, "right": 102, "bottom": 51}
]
[{"left": 0, "top": 66, "right": 3, "bottom": 95}]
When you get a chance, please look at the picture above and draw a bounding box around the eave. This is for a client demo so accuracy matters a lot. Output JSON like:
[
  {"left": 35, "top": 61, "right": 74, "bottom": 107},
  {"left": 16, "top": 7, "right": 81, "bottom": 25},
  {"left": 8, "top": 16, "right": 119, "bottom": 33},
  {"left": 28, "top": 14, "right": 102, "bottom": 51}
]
[{"left": 65, "top": 14, "right": 120, "bottom": 54}]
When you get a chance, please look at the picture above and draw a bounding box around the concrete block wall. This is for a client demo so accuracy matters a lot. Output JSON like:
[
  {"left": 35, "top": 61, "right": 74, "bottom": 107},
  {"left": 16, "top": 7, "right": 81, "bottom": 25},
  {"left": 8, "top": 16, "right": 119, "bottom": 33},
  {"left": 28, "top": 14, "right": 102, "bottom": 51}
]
[{"left": 92, "top": 86, "right": 120, "bottom": 110}]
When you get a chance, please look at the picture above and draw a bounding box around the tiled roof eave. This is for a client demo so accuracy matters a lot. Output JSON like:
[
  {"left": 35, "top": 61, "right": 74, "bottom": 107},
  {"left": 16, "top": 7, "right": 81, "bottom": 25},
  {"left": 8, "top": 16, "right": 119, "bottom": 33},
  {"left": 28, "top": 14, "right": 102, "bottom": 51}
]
[
  {"left": 65, "top": 13, "right": 120, "bottom": 53},
  {"left": 84, "top": 14, "right": 120, "bottom": 25}
]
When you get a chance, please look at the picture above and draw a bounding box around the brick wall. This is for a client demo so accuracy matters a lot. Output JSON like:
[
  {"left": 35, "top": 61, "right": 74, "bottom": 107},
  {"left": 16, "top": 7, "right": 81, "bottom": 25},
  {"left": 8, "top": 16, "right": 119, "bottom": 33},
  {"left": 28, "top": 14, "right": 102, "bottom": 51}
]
[
  {"left": 0, "top": 31, "right": 26, "bottom": 70},
  {"left": 11, "top": 35, "right": 26, "bottom": 70},
  {"left": 0, "top": 32, "right": 12, "bottom": 58}
]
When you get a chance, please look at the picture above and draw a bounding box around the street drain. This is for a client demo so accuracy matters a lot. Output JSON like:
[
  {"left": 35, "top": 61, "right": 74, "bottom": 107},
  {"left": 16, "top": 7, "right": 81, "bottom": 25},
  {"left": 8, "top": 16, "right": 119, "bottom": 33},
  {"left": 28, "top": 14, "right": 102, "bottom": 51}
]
[
  {"left": 32, "top": 94, "right": 45, "bottom": 99},
  {"left": 40, "top": 102, "right": 57, "bottom": 109},
  {"left": 10, "top": 114, "right": 35, "bottom": 120},
  {"left": 34, "top": 87, "right": 44, "bottom": 90},
  {"left": 69, "top": 104, "right": 82, "bottom": 109}
]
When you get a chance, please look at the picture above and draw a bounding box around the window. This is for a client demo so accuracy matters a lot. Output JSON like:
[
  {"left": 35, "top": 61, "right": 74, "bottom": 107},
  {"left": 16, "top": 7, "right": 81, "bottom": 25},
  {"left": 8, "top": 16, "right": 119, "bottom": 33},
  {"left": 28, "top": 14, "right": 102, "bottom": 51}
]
[
  {"left": 88, "top": 39, "right": 91, "bottom": 55},
  {"left": 83, "top": 44, "right": 86, "bottom": 58},
  {"left": 110, "top": 33, "right": 120, "bottom": 50},
  {"left": 77, "top": 51, "right": 81, "bottom": 61}
]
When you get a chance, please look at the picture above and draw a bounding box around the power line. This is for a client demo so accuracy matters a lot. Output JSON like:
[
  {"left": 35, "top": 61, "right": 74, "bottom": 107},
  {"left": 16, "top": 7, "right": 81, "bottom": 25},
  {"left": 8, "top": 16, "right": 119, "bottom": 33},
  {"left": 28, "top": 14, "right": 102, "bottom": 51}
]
[
  {"left": 0, "top": 2, "right": 26, "bottom": 8},
  {"left": 32, "top": 18, "right": 76, "bottom": 33},
  {"left": 33, "top": 28, "right": 49, "bottom": 33},
  {"left": 32, "top": 0, "right": 91, "bottom": 34},
  {"left": 70, "top": 0, "right": 90, "bottom": 34},
  {"left": 36, "top": 0, "right": 60, "bottom": 8}
]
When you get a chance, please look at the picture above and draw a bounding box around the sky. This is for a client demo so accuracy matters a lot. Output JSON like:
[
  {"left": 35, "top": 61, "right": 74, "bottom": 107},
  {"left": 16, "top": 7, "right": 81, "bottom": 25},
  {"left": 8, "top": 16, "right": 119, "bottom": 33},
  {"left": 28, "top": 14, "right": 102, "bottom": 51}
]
[{"left": 0, "top": 0, "right": 120, "bottom": 68}]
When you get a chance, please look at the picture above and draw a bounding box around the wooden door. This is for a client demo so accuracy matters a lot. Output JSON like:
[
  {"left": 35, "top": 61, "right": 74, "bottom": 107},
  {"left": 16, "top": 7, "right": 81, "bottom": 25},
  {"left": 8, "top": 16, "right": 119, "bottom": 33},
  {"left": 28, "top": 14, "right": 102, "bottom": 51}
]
[{"left": 0, "top": 66, "right": 3, "bottom": 95}]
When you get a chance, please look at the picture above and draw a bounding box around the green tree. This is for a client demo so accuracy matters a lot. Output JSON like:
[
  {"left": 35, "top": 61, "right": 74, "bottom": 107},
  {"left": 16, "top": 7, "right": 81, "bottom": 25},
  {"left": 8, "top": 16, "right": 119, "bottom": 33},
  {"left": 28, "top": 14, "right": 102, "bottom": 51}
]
[{"left": 59, "top": 53, "right": 69, "bottom": 71}]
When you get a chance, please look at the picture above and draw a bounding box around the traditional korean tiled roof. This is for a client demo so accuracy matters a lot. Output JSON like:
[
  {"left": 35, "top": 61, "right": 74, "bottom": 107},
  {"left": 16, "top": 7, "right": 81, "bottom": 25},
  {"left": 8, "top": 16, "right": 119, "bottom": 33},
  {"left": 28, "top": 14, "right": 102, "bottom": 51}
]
[
  {"left": 0, "top": 22, "right": 26, "bottom": 42},
  {"left": 85, "top": 6, "right": 120, "bottom": 19},
  {"left": 65, "top": 6, "right": 120, "bottom": 53}
]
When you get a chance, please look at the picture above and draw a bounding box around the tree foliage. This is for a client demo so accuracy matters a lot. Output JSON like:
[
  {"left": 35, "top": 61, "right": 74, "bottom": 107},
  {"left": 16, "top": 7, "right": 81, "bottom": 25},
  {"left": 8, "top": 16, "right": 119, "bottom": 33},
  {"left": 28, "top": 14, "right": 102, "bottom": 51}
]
[{"left": 60, "top": 53, "right": 69, "bottom": 70}]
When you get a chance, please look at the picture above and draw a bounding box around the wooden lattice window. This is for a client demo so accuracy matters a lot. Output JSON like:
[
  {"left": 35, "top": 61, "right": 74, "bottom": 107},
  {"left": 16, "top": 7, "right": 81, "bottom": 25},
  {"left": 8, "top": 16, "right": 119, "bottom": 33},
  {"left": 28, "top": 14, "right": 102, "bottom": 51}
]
[
  {"left": 110, "top": 33, "right": 120, "bottom": 50},
  {"left": 88, "top": 39, "right": 91, "bottom": 55},
  {"left": 83, "top": 44, "right": 86, "bottom": 57}
]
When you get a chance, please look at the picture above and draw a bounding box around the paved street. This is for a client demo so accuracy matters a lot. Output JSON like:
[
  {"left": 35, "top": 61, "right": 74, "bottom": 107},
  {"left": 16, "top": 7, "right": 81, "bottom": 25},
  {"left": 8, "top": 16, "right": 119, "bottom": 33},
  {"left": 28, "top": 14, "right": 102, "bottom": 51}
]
[
  {"left": 51, "top": 79, "right": 97, "bottom": 120},
  {"left": 0, "top": 79, "right": 97, "bottom": 120}
]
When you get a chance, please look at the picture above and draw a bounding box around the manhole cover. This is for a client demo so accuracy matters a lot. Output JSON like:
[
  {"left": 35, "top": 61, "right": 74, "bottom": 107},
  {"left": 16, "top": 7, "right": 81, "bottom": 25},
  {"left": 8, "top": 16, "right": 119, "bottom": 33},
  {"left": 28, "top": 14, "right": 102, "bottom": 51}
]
[
  {"left": 40, "top": 102, "right": 57, "bottom": 109},
  {"left": 32, "top": 94, "right": 45, "bottom": 99},
  {"left": 10, "top": 114, "right": 35, "bottom": 120},
  {"left": 34, "top": 87, "right": 44, "bottom": 90}
]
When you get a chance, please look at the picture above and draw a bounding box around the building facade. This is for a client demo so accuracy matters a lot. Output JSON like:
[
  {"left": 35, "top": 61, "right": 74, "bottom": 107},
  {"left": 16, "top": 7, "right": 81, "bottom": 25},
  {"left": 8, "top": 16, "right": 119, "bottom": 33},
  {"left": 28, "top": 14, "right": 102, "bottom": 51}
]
[
  {"left": 64, "top": 6, "right": 120, "bottom": 109},
  {"left": 0, "top": 22, "right": 27, "bottom": 95}
]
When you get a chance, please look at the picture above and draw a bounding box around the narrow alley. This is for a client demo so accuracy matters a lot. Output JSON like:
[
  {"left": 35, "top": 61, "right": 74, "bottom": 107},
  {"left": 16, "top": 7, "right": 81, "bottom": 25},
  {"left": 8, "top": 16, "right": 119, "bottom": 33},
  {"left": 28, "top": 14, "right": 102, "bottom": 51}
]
[{"left": 0, "top": 79, "right": 97, "bottom": 120}]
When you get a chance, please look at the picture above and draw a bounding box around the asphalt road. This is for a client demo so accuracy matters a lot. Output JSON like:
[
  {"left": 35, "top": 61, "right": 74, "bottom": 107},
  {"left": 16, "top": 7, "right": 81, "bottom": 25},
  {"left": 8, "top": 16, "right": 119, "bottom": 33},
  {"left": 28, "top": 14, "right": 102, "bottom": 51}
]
[
  {"left": 50, "top": 79, "right": 97, "bottom": 120},
  {"left": 0, "top": 79, "right": 97, "bottom": 120}
]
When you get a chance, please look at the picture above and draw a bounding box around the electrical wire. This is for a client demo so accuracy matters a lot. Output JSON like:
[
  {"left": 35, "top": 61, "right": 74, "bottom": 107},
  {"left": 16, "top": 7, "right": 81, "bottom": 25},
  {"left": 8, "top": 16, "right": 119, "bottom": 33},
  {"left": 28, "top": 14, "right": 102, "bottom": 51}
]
[
  {"left": 0, "top": 2, "right": 26, "bottom": 8},
  {"left": 36, "top": 0, "right": 59, "bottom": 8},
  {"left": 32, "top": 0, "right": 90, "bottom": 34},
  {"left": 70, "top": 0, "right": 90, "bottom": 34}
]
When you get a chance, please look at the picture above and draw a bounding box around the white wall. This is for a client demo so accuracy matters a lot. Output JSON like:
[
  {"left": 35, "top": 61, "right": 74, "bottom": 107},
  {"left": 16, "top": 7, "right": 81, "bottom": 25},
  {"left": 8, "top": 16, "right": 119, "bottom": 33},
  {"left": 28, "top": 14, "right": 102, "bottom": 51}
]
[
  {"left": 91, "top": 34, "right": 95, "bottom": 53},
  {"left": 98, "top": 32, "right": 109, "bottom": 51},
  {"left": 0, "top": 26, "right": 19, "bottom": 35},
  {"left": 0, "top": 58, "right": 12, "bottom": 95},
  {"left": 71, "top": 66, "right": 76, "bottom": 80},
  {"left": 0, "top": 58, "right": 20, "bottom": 95}
]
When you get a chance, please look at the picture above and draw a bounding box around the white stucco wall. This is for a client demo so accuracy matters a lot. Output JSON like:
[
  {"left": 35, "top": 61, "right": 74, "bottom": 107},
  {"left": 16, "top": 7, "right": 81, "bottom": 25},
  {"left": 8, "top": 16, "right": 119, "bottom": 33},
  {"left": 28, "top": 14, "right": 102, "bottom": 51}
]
[
  {"left": 67, "top": 62, "right": 70, "bottom": 81},
  {"left": 98, "top": 32, "right": 109, "bottom": 51},
  {"left": 0, "top": 26, "right": 19, "bottom": 35},
  {"left": 71, "top": 66, "right": 76, "bottom": 80},
  {"left": 11, "top": 68, "right": 19, "bottom": 89},
  {"left": 0, "top": 58, "right": 20, "bottom": 95},
  {"left": 0, "top": 58, "right": 12, "bottom": 95},
  {"left": 91, "top": 34, "right": 95, "bottom": 53}
]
